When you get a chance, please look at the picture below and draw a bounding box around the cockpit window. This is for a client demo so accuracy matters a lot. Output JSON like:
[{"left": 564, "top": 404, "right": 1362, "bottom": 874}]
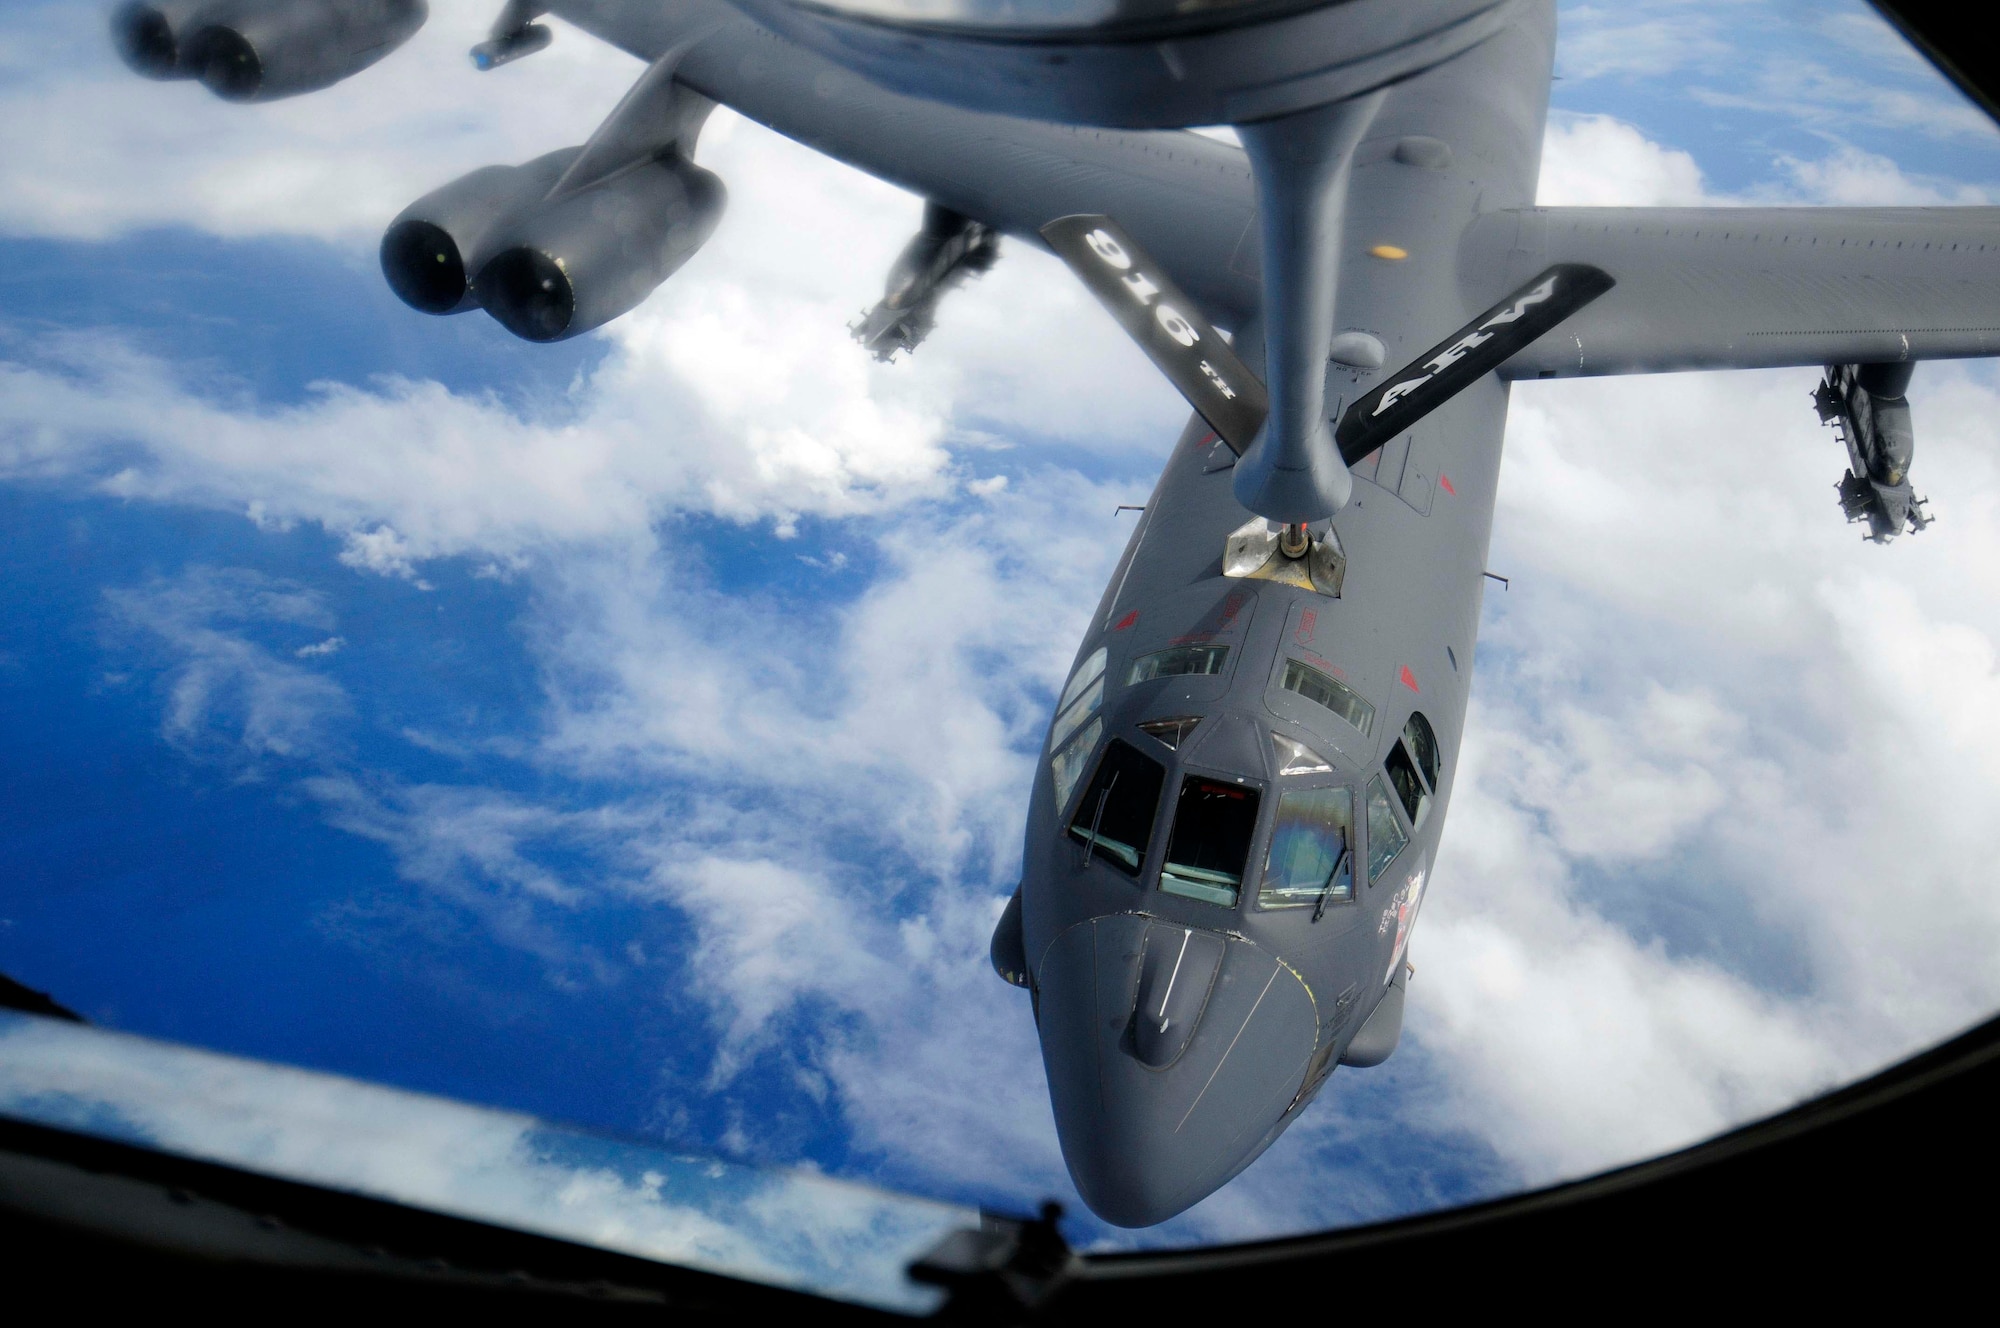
[
  {"left": 1047, "top": 648, "right": 1110, "bottom": 813},
  {"left": 1050, "top": 718, "right": 1101, "bottom": 812},
  {"left": 1058, "top": 647, "right": 1107, "bottom": 714},
  {"left": 1281, "top": 659, "right": 1375, "bottom": 736},
  {"left": 1384, "top": 739, "right": 1431, "bottom": 830},
  {"left": 1365, "top": 774, "right": 1410, "bottom": 883},
  {"left": 1271, "top": 731, "right": 1333, "bottom": 775},
  {"left": 1066, "top": 739, "right": 1166, "bottom": 876},
  {"left": 1402, "top": 711, "right": 1440, "bottom": 791},
  {"left": 1128, "top": 644, "right": 1228, "bottom": 684},
  {"left": 1138, "top": 716, "right": 1202, "bottom": 750},
  {"left": 1259, "top": 786, "right": 1354, "bottom": 910},
  {"left": 1160, "top": 777, "right": 1260, "bottom": 907},
  {"left": 1049, "top": 674, "right": 1102, "bottom": 754}
]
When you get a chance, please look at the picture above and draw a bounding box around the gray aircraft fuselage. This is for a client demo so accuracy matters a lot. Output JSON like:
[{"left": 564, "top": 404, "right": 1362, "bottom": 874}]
[{"left": 1009, "top": 15, "right": 1551, "bottom": 1227}]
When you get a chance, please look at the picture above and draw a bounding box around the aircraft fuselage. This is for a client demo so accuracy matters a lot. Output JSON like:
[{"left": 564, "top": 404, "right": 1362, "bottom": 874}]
[{"left": 1012, "top": 13, "right": 1555, "bottom": 1225}]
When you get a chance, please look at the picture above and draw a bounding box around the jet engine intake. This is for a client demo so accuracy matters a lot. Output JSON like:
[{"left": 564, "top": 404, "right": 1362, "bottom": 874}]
[
  {"left": 473, "top": 157, "right": 726, "bottom": 343},
  {"left": 381, "top": 149, "right": 581, "bottom": 317},
  {"left": 113, "top": 0, "right": 427, "bottom": 101}
]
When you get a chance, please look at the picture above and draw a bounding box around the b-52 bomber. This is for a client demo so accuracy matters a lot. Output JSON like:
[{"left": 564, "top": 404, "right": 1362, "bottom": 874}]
[{"left": 116, "top": 0, "right": 2000, "bottom": 1226}]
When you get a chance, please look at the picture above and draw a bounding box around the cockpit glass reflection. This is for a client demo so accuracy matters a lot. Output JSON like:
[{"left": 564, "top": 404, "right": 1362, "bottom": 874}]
[
  {"left": 1271, "top": 730, "right": 1333, "bottom": 775},
  {"left": 1066, "top": 739, "right": 1166, "bottom": 874},
  {"left": 1159, "top": 777, "right": 1260, "bottom": 906},
  {"left": 1261, "top": 786, "right": 1354, "bottom": 908}
]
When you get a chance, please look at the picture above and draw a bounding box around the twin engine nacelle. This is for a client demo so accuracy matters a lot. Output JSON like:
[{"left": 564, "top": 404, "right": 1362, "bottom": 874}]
[
  {"left": 113, "top": 0, "right": 426, "bottom": 102},
  {"left": 380, "top": 150, "right": 726, "bottom": 342}
]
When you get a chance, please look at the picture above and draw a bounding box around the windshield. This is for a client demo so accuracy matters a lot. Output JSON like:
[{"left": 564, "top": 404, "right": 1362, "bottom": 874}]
[
  {"left": 1067, "top": 739, "right": 1167, "bottom": 874},
  {"left": 1160, "top": 777, "right": 1261, "bottom": 906},
  {"left": 1260, "top": 786, "right": 1354, "bottom": 909}
]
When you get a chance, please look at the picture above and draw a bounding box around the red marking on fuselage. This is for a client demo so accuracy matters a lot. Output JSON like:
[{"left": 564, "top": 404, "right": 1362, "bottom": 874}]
[
  {"left": 1113, "top": 610, "right": 1139, "bottom": 631},
  {"left": 1299, "top": 651, "right": 1344, "bottom": 678},
  {"left": 1294, "top": 609, "right": 1318, "bottom": 645},
  {"left": 1399, "top": 665, "right": 1420, "bottom": 693},
  {"left": 1193, "top": 430, "right": 1218, "bottom": 449},
  {"left": 1439, "top": 473, "right": 1457, "bottom": 496}
]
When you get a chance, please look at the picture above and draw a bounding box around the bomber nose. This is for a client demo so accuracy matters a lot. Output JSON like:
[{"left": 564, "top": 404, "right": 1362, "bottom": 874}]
[{"left": 1036, "top": 914, "right": 1320, "bottom": 1227}]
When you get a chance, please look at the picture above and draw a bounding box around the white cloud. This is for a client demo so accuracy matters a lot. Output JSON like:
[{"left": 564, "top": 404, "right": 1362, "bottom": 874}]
[
  {"left": 1556, "top": 8, "right": 1733, "bottom": 83},
  {"left": 1768, "top": 145, "right": 1999, "bottom": 206},
  {"left": 1539, "top": 113, "right": 1711, "bottom": 206},
  {"left": 104, "top": 566, "right": 351, "bottom": 765}
]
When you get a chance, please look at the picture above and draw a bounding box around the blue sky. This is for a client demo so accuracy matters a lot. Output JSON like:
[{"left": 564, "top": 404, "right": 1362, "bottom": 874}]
[{"left": 5, "top": 0, "right": 2000, "bottom": 1253}]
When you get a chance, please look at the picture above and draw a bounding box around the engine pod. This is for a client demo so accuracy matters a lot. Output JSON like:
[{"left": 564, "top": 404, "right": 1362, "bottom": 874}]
[
  {"left": 381, "top": 149, "right": 581, "bottom": 316},
  {"left": 475, "top": 157, "right": 727, "bottom": 342},
  {"left": 111, "top": 0, "right": 213, "bottom": 78},
  {"left": 175, "top": 0, "right": 429, "bottom": 102}
]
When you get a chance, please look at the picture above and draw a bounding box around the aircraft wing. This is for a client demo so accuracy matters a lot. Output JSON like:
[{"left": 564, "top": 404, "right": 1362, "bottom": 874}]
[
  {"left": 1478, "top": 207, "right": 2000, "bottom": 378},
  {"left": 551, "top": 0, "right": 1262, "bottom": 323}
]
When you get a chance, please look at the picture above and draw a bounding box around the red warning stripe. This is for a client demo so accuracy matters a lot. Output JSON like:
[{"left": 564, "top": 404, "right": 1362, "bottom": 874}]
[
  {"left": 1399, "top": 665, "right": 1420, "bottom": 693},
  {"left": 1113, "top": 610, "right": 1139, "bottom": 631},
  {"left": 1439, "top": 473, "right": 1457, "bottom": 496}
]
